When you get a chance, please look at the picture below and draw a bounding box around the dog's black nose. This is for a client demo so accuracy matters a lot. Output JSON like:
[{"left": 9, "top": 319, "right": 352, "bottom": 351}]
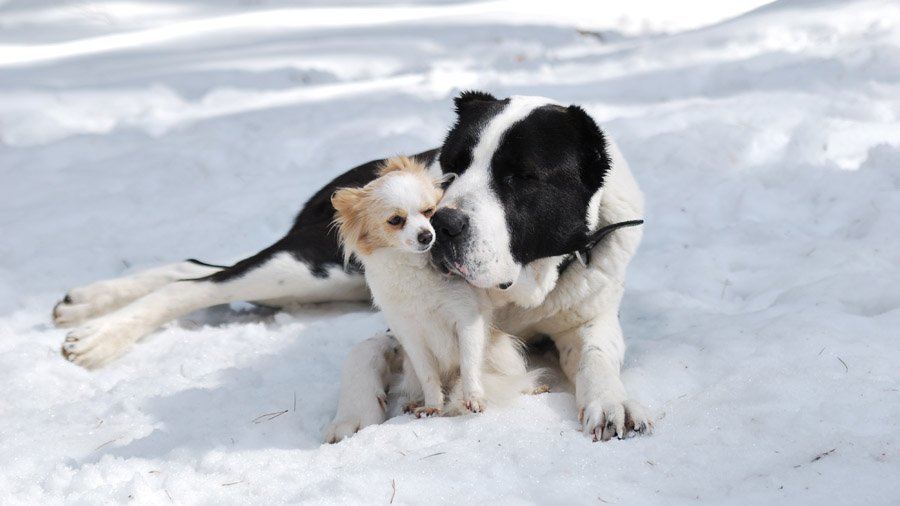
[
  {"left": 432, "top": 208, "right": 469, "bottom": 239},
  {"left": 417, "top": 230, "right": 433, "bottom": 245}
]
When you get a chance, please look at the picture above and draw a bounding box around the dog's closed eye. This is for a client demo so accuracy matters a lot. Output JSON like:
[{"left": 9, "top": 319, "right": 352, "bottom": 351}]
[{"left": 387, "top": 215, "right": 405, "bottom": 226}]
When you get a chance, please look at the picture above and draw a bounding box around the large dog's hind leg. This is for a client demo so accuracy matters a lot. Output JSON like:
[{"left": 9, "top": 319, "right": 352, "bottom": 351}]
[
  {"left": 52, "top": 260, "right": 225, "bottom": 327},
  {"left": 62, "top": 252, "right": 367, "bottom": 368},
  {"left": 553, "top": 307, "right": 653, "bottom": 442},
  {"left": 323, "top": 333, "right": 402, "bottom": 443}
]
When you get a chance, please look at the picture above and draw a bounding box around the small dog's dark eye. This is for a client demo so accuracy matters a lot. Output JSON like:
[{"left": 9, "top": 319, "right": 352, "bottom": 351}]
[
  {"left": 387, "top": 215, "right": 405, "bottom": 226},
  {"left": 422, "top": 208, "right": 434, "bottom": 218}
]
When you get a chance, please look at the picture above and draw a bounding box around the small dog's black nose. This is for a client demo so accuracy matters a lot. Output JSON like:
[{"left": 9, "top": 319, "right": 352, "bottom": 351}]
[
  {"left": 417, "top": 230, "right": 433, "bottom": 245},
  {"left": 432, "top": 208, "right": 469, "bottom": 239}
]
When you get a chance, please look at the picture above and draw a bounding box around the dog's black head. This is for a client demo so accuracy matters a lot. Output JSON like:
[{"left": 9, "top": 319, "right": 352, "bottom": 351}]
[{"left": 431, "top": 91, "right": 611, "bottom": 289}]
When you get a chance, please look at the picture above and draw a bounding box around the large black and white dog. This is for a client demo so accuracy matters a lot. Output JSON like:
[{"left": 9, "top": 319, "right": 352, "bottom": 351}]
[{"left": 55, "top": 91, "right": 651, "bottom": 441}]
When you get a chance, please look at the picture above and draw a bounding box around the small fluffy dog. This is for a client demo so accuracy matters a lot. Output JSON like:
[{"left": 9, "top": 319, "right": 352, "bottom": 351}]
[{"left": 331, "top": 156, "right": 534, "bottom": 423}]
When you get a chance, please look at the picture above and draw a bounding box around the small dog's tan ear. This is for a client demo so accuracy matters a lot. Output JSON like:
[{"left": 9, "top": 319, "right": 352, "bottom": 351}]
[
  {"left": 331, "top": 187, "right": 367, "bottom": 265},
  {"left": 331, "top": 187, "right": 364, "bottom": 214}
]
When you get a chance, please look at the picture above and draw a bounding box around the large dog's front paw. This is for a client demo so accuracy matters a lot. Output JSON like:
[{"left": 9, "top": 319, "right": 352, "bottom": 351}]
[
  {"left": 323, "top": 420, "right": 361, "bottom": 444},
  {"left": 579, "top": 398, "right": 653, "bottom": 442},
  {"left": 60, "top": 317, "right": 145, "bottom": 369},
  {"left": 402, "top": 400, "right": 423, "bottom": 414},
  {"left": 323, "top": 393, "right": 387, "bottom": 444}
]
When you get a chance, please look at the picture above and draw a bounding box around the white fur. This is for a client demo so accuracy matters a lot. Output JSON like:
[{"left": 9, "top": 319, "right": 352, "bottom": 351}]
[
  {"left": 61, "top": 253, "right": 368, "bottom": 368},
  {"left": 357, "top": 243, "right": 532, "bottom": 419},
  {"left": 331, "top": 169, "right": 536, "bottom": 430},
  {"left": 438, "top": 95, "right": 559, "bottom": 289},
  {"left": 586, "top": 187, "right": 605, "bottom": 232},
  {"left": 332, "top": 131, "right": 653, "bottom": 442},
  {"left": 487, "top": 255, "right": 565, "bottom": 310}
]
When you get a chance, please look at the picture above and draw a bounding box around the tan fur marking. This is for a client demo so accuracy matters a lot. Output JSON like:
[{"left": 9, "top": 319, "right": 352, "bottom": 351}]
[
  {"left": 332, "top": 187, "right": 391, "bottom": 264},
  {"left": 378, "top": 155, "right": 423, "bottom": 176},
  {"left": 332, "top": 155, "right": 443, "bottom": 265}
]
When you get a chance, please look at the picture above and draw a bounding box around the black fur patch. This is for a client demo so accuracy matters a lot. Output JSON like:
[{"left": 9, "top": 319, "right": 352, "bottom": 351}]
[
  {"left": 310, "top": 264, "right": 330, "bottom": 279},
  {"left": 206, "top": 149, "right": 439, "bottom": 283},
  {"left": 489, "top": 104, "right": 611, "bottom": 264},
  {"left": 439, "top": 94, "right": 509, "bottom": 178},
  {"left": 454, "top": 90, "right": 498, "bottom": 112}
]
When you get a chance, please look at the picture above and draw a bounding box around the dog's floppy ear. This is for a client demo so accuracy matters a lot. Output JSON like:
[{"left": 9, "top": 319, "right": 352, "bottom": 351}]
[
  {"left": 331, "top": 187, "right": 365, "bottom": 215},
  {"left": 331, "top": 187, "right": 369, "bottom": 265},
  {"left": 435, "top": 172, "right": 458, "bottom": 191},
  {"left": 454, "top": 90, "right": 497, "bottom": 114},
  {"left": 568, "top": 105, "right": 611, "bottom": 189}
]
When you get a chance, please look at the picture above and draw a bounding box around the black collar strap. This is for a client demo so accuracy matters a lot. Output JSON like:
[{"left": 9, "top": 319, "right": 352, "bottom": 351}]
[{"left": 559, "top": 219, "right": 645, "bottom": 273}]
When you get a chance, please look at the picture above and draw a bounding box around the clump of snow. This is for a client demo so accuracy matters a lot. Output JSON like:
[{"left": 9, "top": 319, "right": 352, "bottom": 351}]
[{"left": 1, "top": 0, "right": 899, "bottom": 503}]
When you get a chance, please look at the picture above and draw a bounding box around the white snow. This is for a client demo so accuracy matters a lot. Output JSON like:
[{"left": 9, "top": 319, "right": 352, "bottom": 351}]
[{"left": 1, "top": 0, "right": 899, "bottom": 504}]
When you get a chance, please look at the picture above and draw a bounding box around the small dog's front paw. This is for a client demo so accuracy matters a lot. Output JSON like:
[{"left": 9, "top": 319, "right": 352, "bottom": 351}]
[
  {"left": 579, "top": 398, "right": 653, "bottom": 442},
  {"left": 402, "top": 400, "right": 423, "bottom": 413},
  {"left": 323, "top": 420, "right": 360, "bottom": 444},
  {"left": 413, "top": 406, "right": 441, "bottom": 418},
  {"left": 464, "top": 394, "right": 485, "bottom": 413}
]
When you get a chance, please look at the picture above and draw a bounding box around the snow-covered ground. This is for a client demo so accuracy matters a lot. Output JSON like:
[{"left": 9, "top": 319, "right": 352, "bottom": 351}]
[{"left": 2, "top": 0, "right": 899, "bottom": 503}]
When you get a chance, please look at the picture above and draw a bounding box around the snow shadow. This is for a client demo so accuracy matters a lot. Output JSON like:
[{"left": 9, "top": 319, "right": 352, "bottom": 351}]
[
  {"left": 84, "top": 302, "right": 583, "bottom": 463},
  {"left": 88, "top": 302, "right": 376, "bottom": 462}
]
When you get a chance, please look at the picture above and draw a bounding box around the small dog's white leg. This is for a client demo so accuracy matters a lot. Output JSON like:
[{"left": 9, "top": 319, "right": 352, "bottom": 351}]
[
  {"left": 52, "top": 260, "right": 223, "bottom": 327},
  {"left": 455, "top": 315, "right": 487, "bottom": 413},
  {"left": 390, "top": 321, "right": 443, "bottom": 417}
]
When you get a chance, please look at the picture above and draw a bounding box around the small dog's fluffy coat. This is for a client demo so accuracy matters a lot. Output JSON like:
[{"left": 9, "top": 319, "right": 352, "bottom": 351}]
[{"left": 331, "top": 156, "right": 533, "bottom": 418}]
